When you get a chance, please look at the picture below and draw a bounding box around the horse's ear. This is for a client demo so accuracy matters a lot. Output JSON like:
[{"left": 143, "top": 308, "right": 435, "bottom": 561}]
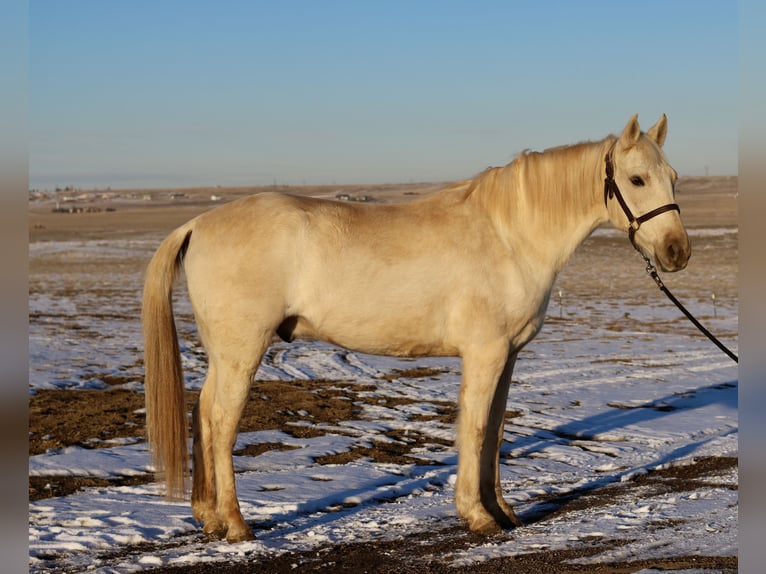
[
  {"left": 620, "top": 114, "right": 641, "bottom": 146},
  {"left": 646, "top": 114, "right": 668, "bottom": 147}
]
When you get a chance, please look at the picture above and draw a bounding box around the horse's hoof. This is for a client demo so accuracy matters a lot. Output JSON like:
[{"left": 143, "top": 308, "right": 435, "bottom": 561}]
[
  {"left": 468, "top": 517, "right": 502, "bottom": 536},
  {"left": 497, "top": 507, "right": 523, "bottom": 529},
  {"left": 495, "top": 513, "right": 518, "bottom": 530},
  {"left": 226, "top": 528, "right": 256, "bottom": 543},
  {"left": 202, "top": 522, "right": 227, "bottom": 540},
  {"left": 193, "top": 507, "right": 218, "bottom": 528}
]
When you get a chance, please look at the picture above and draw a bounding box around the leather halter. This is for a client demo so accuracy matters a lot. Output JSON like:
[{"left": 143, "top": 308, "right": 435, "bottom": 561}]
[
  {"left": 603, "top": 144, "right": 680, "bottom": 248},
  {"left": 602, "top": 145, "right": 737, "bottom": 364}
]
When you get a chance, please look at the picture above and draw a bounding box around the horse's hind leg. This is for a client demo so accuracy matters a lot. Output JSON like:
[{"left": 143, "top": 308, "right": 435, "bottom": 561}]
[
  {"left": 192, "top": 365, "right": 223, "bottom": 537},
  {"left": 208, "top": 357, "right": 259, "bottom": 543},
  {"left": 192, "top": 325, "right": 272, "bottom": 543}
]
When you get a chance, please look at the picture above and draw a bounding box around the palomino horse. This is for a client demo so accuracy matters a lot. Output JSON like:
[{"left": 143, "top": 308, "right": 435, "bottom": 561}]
[{"left": 143, "top": 114, "right": 690, "bottom": 542}]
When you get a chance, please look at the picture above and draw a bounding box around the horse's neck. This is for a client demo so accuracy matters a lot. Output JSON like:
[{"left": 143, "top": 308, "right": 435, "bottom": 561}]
[{"left": 468, "top": 138, "right": 611, "bottom": 275}]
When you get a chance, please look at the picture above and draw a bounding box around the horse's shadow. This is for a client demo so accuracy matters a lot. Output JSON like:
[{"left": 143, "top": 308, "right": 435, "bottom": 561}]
[
  {"left": 245, "top": 380, "right": 736, "bottom": 536},
  {"left": 508, "top": 380, "right": 738, "bottom": 526},
  {"left": 246, "top": 464, "right": 458, "bottom": 542}
]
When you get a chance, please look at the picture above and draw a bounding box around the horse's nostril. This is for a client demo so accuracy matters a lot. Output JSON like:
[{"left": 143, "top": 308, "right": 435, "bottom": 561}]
[{"left": 664, "top": 238, "right": 690, "bottom": 271}]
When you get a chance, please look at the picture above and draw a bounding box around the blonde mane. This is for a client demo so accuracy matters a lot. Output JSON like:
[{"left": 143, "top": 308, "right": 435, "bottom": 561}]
[{"left": 461, "top": 136, "right": 616, "bottom": 233}]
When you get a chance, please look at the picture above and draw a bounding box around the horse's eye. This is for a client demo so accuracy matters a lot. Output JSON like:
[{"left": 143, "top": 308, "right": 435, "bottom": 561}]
[{"left": 630, "top": 176, "right": 645, "bottom": 187}]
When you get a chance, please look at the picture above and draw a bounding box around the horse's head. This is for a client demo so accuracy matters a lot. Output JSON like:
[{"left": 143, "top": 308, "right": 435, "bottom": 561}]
[{"left": 605, "top": 114, "right": 691, "bottom": 272}]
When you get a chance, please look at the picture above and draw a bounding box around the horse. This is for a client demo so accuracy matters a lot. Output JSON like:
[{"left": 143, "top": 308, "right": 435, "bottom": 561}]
[{"left": 142, "top": 114, "right": 690, "bottom": 543}]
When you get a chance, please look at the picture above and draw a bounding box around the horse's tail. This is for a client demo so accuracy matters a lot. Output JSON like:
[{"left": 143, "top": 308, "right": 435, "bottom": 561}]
[{"left": 142, "top": 224, "right": 193, "bottom": 499}]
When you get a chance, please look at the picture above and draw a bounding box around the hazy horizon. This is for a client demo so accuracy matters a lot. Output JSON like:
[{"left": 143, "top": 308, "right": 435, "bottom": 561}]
[{"left": 30, "top": 1, "right": 737, "bottom": 190}]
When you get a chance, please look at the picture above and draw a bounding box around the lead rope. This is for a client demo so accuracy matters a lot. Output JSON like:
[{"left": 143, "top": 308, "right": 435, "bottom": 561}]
[
  {"left": 604, "top": 145, "right": 738, "bottom": 364},
  {"left": 636, "top": 248, "right": 738, "bottom": 363}
]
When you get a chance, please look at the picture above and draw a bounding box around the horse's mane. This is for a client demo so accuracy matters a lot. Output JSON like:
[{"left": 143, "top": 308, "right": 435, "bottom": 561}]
[{"left": 460, "top": 136, "right": 615, "bottom": 232}]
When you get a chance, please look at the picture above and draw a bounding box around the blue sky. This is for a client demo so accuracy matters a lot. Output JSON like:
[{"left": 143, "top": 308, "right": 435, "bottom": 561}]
[{"left": 29, "top": 1, "right": 737, "bottom": 189}]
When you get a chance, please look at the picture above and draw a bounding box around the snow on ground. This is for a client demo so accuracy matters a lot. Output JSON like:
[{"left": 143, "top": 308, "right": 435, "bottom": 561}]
[{"left": 28, "top": 232, "right": 738, "bottom": 572}]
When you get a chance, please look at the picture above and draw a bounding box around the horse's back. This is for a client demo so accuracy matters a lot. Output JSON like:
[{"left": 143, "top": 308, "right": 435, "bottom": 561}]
[{"left": 184, "top": 189, "right": 477, "bottom": 269}]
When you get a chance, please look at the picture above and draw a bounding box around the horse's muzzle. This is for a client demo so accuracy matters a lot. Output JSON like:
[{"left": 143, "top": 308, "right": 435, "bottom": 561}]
[{"left": 657, "top": 233, "right": 691, "bottom": 272}]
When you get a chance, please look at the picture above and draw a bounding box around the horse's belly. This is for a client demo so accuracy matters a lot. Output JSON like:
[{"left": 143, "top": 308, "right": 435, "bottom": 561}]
[{"left": 279, "top": 310, "right": 459, "bottom": 358}]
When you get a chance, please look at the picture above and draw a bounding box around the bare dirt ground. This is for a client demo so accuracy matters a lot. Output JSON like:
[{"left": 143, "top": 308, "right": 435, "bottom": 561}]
[
  {"left": 28, "top": 384, "right": 738, "bottom": 573},
  {"left": 29, "top": 177, "right": 738, "bottom": 573}
]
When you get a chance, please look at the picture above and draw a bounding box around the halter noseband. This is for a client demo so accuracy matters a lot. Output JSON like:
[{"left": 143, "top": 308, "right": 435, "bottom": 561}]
[{"left": 604, "top": 144, "right": 680, "bottom": 248}]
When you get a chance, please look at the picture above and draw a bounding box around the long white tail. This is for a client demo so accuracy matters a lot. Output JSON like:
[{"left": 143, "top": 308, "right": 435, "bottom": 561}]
[{"left": 142, "top": 225, "right": 193, "bottom": 499}]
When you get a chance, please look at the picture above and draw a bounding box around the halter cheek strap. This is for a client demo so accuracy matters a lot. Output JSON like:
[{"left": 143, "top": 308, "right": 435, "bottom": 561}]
[{"left": 604, "top": 147, "right": 680, "bottom": 248}]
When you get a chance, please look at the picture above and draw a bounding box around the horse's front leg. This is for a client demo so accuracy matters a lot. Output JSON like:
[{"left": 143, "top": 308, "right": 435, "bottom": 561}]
[
  {"left": 487, "top": 352, "right": 522, "bottom": 528},
  {"left": 455, "top": 342, "right": 514, "bottom": 535}
]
